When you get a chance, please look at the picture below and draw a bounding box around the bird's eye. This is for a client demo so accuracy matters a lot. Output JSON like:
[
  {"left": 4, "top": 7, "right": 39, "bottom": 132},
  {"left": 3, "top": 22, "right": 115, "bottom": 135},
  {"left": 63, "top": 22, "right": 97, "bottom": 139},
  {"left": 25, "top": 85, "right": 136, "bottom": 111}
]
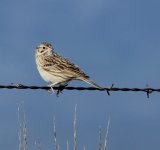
[{"left": 43, "top": 47, "right": 46, "bottom": 49}]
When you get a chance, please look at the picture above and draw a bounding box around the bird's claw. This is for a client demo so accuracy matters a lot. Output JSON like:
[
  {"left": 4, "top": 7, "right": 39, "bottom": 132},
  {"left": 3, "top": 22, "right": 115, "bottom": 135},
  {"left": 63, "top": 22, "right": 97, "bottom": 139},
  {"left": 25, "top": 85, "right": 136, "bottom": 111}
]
[{"left": 47, "top": 86, "right": 55, "bottom": 94}]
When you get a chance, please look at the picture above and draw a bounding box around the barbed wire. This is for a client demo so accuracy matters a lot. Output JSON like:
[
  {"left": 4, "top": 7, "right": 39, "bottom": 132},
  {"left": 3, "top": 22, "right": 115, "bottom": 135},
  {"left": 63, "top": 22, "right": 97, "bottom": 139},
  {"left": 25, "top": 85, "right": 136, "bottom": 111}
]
[{"left": 0, "top": 84, "right": 160, "bottom": 98}]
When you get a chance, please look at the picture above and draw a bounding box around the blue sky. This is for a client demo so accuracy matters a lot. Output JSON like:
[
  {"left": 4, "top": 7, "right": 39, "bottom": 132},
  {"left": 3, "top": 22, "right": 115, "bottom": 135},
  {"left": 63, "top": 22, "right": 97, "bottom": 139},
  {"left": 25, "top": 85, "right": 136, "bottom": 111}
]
[{"left": 0, "top": 0, "right": 160, "bottom": 149}]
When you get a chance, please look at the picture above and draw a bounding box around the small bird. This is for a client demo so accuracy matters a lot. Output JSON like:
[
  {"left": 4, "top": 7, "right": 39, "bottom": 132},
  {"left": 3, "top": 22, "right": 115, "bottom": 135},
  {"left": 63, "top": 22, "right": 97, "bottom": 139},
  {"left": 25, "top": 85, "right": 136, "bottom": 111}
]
[{"left": 35, "top": 42, "right": 103, "bottom": 93}]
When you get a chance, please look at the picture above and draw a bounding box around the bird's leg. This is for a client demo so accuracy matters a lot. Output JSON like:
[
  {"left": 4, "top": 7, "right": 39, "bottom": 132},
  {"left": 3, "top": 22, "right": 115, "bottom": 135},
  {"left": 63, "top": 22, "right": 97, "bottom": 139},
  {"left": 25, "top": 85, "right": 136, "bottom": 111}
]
[{"left": 48, "top": 82, "right": 59, "bottom": 94}]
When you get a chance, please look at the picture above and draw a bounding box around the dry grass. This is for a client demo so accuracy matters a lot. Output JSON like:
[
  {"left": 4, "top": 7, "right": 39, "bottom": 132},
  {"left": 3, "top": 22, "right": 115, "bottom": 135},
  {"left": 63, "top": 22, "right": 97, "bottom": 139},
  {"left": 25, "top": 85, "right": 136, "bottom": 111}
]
[
  {"left": 18, "top": 105, "right": 110, "bottom": 150},
  {"left": 18, "top": 104, "right": 27, "bottom": 150}
]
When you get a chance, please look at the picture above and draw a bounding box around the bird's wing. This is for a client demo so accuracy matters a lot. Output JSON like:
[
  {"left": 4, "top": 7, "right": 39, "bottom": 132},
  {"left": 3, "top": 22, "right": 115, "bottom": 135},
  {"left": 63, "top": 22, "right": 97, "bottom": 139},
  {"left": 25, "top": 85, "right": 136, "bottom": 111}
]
[{"left": 42, "top": 54, "right": 89, "bottom": 79}]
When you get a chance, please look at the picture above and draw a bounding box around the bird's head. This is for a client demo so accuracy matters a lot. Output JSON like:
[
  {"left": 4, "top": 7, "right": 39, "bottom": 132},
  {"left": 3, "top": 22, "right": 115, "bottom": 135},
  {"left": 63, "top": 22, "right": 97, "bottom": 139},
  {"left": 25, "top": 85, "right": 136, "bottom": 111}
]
[{"left": 36, "top": 42, "right": 53, "bottom": 56}]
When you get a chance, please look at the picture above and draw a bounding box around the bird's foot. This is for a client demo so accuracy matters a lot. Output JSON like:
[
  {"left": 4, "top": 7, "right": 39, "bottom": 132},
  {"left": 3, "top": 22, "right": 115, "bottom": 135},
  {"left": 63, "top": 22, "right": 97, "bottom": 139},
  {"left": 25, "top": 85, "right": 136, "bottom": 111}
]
[
  {"left": 47, "top": 82, "right": 59, "bottom": 94},
  {"left": 47, "top": 86, "right": 55, "bottom": 94}
]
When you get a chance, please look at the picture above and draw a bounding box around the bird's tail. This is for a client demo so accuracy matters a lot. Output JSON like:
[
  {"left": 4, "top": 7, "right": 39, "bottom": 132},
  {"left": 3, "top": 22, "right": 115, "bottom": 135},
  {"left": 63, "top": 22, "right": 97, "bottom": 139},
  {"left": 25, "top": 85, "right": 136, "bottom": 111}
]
[{"left": 79, "top": 77, "right": 103, "bottom": 89}]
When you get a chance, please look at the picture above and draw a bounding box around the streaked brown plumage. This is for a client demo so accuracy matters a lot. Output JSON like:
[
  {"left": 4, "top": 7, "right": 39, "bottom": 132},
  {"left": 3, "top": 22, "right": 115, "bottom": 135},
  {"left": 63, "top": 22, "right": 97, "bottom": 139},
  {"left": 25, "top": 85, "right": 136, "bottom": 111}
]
[{"left": 35, "top": 42, "right": 103, "bottom": 89}]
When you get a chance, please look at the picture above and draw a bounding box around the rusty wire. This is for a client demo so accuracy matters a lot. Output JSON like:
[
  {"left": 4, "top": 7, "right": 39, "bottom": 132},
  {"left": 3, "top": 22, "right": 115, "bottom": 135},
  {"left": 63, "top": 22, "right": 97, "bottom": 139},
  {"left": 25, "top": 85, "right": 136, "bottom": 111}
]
[{"left": 0, "top": 84, "right": 160, "bottom": 98}]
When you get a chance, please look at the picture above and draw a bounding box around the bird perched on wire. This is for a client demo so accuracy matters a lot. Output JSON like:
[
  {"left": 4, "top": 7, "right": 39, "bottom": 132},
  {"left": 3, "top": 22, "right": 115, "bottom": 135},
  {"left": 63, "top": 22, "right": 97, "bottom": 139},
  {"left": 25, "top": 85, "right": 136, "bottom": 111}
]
[{"left": 35, "top": 42, "right": 103, "bottom": 94}]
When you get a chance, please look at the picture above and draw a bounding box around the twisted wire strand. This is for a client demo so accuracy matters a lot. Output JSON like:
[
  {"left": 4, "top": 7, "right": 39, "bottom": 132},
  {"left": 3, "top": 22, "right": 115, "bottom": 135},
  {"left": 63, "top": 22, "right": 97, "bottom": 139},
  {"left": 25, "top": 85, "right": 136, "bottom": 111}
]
[{"left": 0, "top": 84, "right": 160, "bottom": 97}]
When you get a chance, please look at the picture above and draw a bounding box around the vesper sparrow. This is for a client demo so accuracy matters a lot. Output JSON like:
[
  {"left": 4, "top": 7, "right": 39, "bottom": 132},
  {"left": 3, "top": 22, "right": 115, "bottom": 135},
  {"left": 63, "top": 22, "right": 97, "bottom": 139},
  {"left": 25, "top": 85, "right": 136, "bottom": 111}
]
[{"left": 35, "top": 42, "right": 103, "bottom": 92}]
